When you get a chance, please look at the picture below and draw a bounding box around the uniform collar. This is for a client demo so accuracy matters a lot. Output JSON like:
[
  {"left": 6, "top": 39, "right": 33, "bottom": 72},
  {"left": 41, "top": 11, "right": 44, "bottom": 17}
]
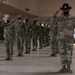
[{"left": 61, "top": 14, "right": 71, "bottom": 18}]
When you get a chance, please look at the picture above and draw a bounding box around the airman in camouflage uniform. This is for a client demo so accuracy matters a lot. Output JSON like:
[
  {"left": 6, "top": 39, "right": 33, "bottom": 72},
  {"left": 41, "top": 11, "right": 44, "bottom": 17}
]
[
  {"left": 31, "top": 20, "right": 39, "bottom": 51},
  {"left": 43, "top": 25, "right": 47, "bottom": 47},
  {"left": 46, "top": 14, "right": 59, "bottom": 57},
  {"left": 48, "top": 3, "right": 74, "bottom": 73},
  {"left": 25, "top": 18, "right": 31, "bottom": 54},
  {"left": 50, "top": 17, "right": 59, "bottom": 57},
  {"left": 46, "top": 26, "right": 50, "bottom": 46},
  {"left": 3, "top": 19, "right": 15, "bottom": 60},
  {"left": 15, "top": 16, "right": 25, "bottom": 57},
  {"left": 38, "top": 23, "right": 44, "bottom": 49},
  {"left": 43, "top": 25, "right": 50, "bottom": 47}
]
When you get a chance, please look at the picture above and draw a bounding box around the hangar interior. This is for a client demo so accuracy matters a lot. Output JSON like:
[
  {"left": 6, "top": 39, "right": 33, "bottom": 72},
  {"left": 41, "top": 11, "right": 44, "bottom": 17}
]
[{"left": 0, "top": 0, "right": 75, "bottom": 75}]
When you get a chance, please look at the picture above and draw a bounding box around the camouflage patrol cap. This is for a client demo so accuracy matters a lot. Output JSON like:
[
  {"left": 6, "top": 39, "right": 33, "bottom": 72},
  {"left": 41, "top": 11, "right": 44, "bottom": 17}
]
[{"left": 60, "top": 3, "right": 72, "bottom": 10}]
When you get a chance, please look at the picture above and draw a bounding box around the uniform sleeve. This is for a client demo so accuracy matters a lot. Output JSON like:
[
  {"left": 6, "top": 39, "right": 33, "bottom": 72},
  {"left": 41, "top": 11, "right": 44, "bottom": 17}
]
[
  {"left": 46, "top": 16, "right": 57, "bottom": 27},
  {"left": 73, "top": 17, "right": 75, "bottom": 28},
  {"left": 48, "top": 16, "right": 58, "bottom": 35},
  {"left": 11, "top": 25, "right": 15, "bottom": 40}
]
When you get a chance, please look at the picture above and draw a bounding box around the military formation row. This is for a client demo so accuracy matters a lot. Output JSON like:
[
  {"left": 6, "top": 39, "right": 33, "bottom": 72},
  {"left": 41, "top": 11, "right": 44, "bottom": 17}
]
[{"left": 1, "top": 15, "right": 50, "bottom": 61}]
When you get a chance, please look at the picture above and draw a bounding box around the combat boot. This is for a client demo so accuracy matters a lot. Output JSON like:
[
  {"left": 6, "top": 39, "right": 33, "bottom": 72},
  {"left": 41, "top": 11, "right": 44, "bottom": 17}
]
[
  {"left": 17, "top": 51, "right": 21, "bottom": 56},
  {"left": 43, "top": 45, "right": 46, "bottom": 47},
  {"left": 59, "top": 65, "right": 67, "bottom": 73},
  {"left": 5, "top": 57, "right": 10, "bottom": 60},
  {"left": 28, "top": 51, "right": 30, "bottom": 54},
  {"left": 33, "top": 48, "right": 37, "bottom": 51},
  {"left": 5, "top": 55, "right": 10, "bottom": 60},
  {"left": 21, "top": 51, "right": 23, "bottom": 57},
  {"left": 25, "top": 51, "right": 29, "bottom": 54},
  {"left": 50, "top": 53, "right": 57, "bottom": 57},
  {"left": 28, "top": 49, "right": 30, "bottom": 54},
  {"left": 50, "top": 50, "right": 57, "bottom": 57},
  {"left": 56, "top": 51, "right": 59, "bottom": 54},
  {"left": 17, "top": 54, "right": 21, "bottom": 56},
  {"left": 12, "top": 50, "right": 13, "bottom": 55},
  {"left": 66, "top": 64, "right": 73, "bottom": 73},
  {"left": 39, "top": 46, "right": 43, "bottom": 49},
  {"left": 32, "top": 49, "right": 36, "bottom": 51},
  {"left": 10, "top": 54, "right": 13, "bottom": 61}
]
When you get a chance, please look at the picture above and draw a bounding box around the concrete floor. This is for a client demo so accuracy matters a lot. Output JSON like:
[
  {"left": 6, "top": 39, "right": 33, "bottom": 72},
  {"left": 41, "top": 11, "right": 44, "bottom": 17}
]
[{"left": 0, "top": 41, "right": 75, "bottom": 75}]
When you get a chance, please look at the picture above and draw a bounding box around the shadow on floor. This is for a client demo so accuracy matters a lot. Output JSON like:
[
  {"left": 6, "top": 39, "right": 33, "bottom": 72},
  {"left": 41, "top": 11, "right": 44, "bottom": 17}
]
[{"left": 18, "top": 72, "right": 74, "bottom": 75}]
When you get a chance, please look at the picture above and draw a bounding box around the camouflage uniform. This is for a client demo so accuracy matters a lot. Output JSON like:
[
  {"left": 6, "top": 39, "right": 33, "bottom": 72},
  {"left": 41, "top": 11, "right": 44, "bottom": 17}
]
[
  {"left": 43, "top": 26, "right": 47, "bottom": 47},
  {"left": 50, "top": 15, "right": 75, "bottom": 67},
  {"left": 25, "top": 22, "right": 31, "bottom": 54},
  {"left": 31, "top": 22, "right": 38, "bottom": 51},
  {"left": 43, "top": 26, "right": 50, "bottom": 47},
  {"left": 4, "top": 22, "right": 15, "bottom": 60},
  {"left": 38, "top": 23, "right": 44, "bottom": 49},
  {"left": 47, "top": 17, "right": 59, "bottom": 56},
  {"left": 45, "top": 26, "right": 50, "bottom": 46},
  {"left": 15, "top": 20, "right": 25, "bottom": 56}
]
